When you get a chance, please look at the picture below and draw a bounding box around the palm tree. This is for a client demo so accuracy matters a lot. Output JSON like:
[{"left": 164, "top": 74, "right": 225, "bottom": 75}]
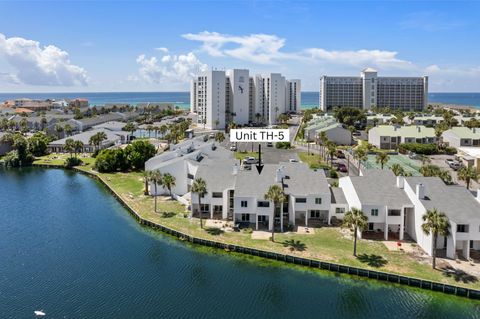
[
  {"left": 89, "top": 131, "right": 107, "bottom": 152},
  {"left": 353, "top": 147, "right": 367, "bottom": 174},
  {"left": 326, "top": 141, "right": 337, "bottom": 168},
  {"left": 64, "top": 124, "right": 73, "bottom": 137},
  {"left": 142, "top": 171, "right": 150, "bottom": 195},
  {"left": 159, "top": 125, "right": 168, "bottom": 138},
  {"left": 319, "top": 131, "right": 328, "bottom": 160},
  {"left": 64, "top": 138, "right": 75, "bottom": 158},
  {"left": 214, "top": 132, "right": 225, "bottom": 143},
  {"left": 123, "top": 122, "right": 137, "bottom": 142},
  {"left": 421, "top": 208, "right": 450, "bottom": 269},
  {"left": 391, "top": 163, "right": 405, "bottom": 176},
  {"left": 55, "top": 124, "right": 64, "bottom": 138},
  {"left": 73, "top": 140, "right": 84, "bottom": 158},
  {"left": 162, "top": 173, "right": 176, "bottom": 199},
  {"left": 146, "top": 124, "right": 154, "bottom": 138},
  {"left": 264, "top": 184, "right": 286, "bottom": 242},
  {"left": 255, "top": 113, "right": 262, "bottom": 124},
  {"left": 375, "top": 152, "right": 390, "bottom": 169},
  {"left": 40, "top": 117, "right": 48, "bottom": 130},
  {"left": 148, "top": 170, "right": 163, "bottom": 212},
  {"left": 342, "top": 208, "right": 368, "bottom": 256},
  {"left": 191, "top": 177, "right": 208, "bottom": 228},
  {"left": 457, "top": 166, "right": 478, "bottom": 190}
]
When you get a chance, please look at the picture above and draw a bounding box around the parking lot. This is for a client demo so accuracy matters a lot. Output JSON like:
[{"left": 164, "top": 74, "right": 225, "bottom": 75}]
[{"left": 427, "top": 154, "right": 479, "bottom": 190}]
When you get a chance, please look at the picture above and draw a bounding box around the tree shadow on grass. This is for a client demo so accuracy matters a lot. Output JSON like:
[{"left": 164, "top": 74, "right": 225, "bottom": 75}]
[
  {"left": 282, "top": 239, "right": 307, "bottom": 252},
  {"left": 161, "top": 212, "right": 176, "bottom": 218},
  {"left": 441, "top": 266, "right": 478, "bottom": 284},
  {"left": 357, "top": 254, "right": 388, "bottom": 268},
  {"left": 205, "top": 227, "right": 225, "bottom": 236}
]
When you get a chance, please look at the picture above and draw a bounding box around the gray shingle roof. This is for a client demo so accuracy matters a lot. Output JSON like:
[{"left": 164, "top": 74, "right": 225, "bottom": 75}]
[
  {"left": 349, "top": 169, "right": 412, "bottom": 208},
  {"left": 331, "top": 187, "right": 347, "bottom": 204},
  {"left": 405, "top": 177, "right": 480, "bottom": 223},
  {"left": 195, "top": 159, "right": 238, "bottom": 191},
  {"left": 235, "top": 163, "right": 329, "bottom": 197}
]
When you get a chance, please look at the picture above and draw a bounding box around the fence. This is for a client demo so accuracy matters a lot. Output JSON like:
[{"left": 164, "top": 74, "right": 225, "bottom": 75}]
[{"left": 72, "top": 167, "right": 480, "bottom": 300}]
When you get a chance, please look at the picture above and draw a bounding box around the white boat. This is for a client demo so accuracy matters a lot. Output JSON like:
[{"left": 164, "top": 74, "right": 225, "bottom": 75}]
[{"left": 34, "top": 310, "right": 46, "bottom": 316}]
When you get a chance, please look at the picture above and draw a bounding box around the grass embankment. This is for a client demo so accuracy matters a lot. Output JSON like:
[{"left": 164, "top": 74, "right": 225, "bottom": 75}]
[
  {"left": 234, "top": 151, "right": 258, "bottom": 161},
  {"left": 298, "top": 152, "right": 330, "bottom": 170},
  {"left": 32, "top": 154, "right": 480, "bottom": 289},
  {"left": 34, "top": 154, "right": 96, "bottom": 167}
]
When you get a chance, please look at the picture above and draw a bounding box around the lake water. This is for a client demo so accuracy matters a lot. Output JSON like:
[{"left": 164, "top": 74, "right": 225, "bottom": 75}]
[
  {"left": 0, "top": 168, "right": 479, "bottom": 318},
  {"left": 2, "top": 92, "right": 479, "bottom": 110}
]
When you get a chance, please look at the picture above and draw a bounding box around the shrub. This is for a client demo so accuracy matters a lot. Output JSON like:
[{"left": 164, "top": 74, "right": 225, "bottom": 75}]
[
  {"left": 330, "top": 170, "right": 339, "bottom": 178},
  {"left": 444, "top": 146, "right": 457, "bottom": 155},
  {"left": 64, "top": 157, "right": 82, "bottom": 168},
  {"left": 275, "top": 142, "right": 292, "bottom": 149},
  {"left": 398, "top": 143, "right": 438, "bottom": 155}
]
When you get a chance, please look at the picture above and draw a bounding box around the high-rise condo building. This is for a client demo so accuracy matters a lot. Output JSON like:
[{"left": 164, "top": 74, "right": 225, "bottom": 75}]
[
  {"left": 190, "top": 69, "right": 301, "bottom": 129},
  {"left": 319, "top": 68, "right": 428, "bottom": 112}
]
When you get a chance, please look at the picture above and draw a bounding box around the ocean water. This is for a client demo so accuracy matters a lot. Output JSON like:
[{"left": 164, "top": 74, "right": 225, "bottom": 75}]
[
  {"left": 1, "top": 167, "right": 479, "bottom": 319},
  {"left": 0, "top": 92, "right": 479, "bottom": 110}
]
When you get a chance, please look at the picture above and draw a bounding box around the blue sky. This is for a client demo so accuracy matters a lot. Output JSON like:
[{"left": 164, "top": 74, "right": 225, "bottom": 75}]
[{"left": 0, "top": 0, "right": 479, "bottom": 92}]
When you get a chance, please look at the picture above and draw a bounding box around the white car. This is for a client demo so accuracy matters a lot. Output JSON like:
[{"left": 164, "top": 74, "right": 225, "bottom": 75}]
[
  {"left": 230, "top": 145, "right": 237, "bottom": 151},
  {"left": 289, "top": 158, "right": 299, "bottom": 163},
  {"left": 243, "top": 156, "right": 258, "bottom": 164}
]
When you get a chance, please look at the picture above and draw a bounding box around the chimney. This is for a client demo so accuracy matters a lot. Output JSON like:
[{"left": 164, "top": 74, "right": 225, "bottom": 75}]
[
  {"left": 275, "top": 167, "right": 284, "bottom": 183},
  {"left": 396, "top": 176, "right": 404, "bottom": 189},
  {"left": 416, "top": 183, "right": 426, "bottom": 199},
  {"left": 232, "top": 163, "right": 238, "bottom": 175}
]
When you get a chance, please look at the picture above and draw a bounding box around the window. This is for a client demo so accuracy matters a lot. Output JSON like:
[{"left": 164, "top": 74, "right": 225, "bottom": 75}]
[
  {"left": 335, "top": 207, "right": 345, "bottom": 214},
  {"left": 241, "top": 214, "right": 250, "bottom": 221},
  {"left": 295, "top": 198, "right": 307, "bottom": 203},
  {"left": 315, "top": 198, "right": 322, "bottom": 205},
  {"left": 187, "top": 173, "right": 194, "bottom": 179},
  {"left": 258, "top": 215, "right": 266, "bottom": 222},
  {"left": 457, "top": 224, "right": 469, "bottom": 233},
  {"left": 212, "top": 192, "right": 223, "bottom": 198},
  {"left": 371, "top": 209, "right": 379, "bottom": 216},
  {"left": 241, "top": 200, "right": 248, "bottom": 208},
  {"left": 388, "top": 209, "right": 401, "bottom": 216},
  {"left": 257, "top": 201, "right": 270, "bottom": 207},
  {"left": 310, "top": 210, "right": 321, "bottom": 218},
  {"left": 200, "top": 204, "right": 210, "bottom": 212}
]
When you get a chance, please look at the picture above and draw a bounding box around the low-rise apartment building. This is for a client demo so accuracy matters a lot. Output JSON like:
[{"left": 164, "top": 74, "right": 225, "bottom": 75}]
[
  {"left": 368, "top": 125, "right": 436, "bottom": 149},
  {"left": 442, "top": 127, "right": 480, "bottom": 148},
  {"left": 48, "top": 128, "right": 129, "bottom": 153}
]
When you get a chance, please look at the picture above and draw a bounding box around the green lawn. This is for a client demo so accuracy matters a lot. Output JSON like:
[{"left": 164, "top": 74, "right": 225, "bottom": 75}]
[
  {"left": 298, "top": 152, "right": 329, "bottom": 170},
  {"left": 34, "top": 154, "right": 95, "bottom": 167},
  {"left": 234, "top": 151, "right": 258, "bottom": 161}
]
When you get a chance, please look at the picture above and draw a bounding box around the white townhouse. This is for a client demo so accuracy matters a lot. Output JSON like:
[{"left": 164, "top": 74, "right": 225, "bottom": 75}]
[
  {"left": 339, "top": 170, "right": 414, "bottom": 240},
  {"left": 403, "top": 177, "right": 480, "bottom": 260},
  {"left": 337, "top": 169, "right": 480, "bottom": 260},
  {"left": 368, "top": 125, "right": 437, "bottom": 149},
  {"left": 442, "top": 127, "right": 480, "bottom": 148},
  {"left": 233, "top": 163, "right": 331, "bottom": 231},
  {"left": 404, "top": 115, "right": 444, "bottom": 126}
]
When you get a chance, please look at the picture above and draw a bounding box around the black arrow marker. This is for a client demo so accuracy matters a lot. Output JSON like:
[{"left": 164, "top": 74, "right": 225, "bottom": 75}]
[{"left": 256, "top": 144, "right": 264, "bottom": 175}]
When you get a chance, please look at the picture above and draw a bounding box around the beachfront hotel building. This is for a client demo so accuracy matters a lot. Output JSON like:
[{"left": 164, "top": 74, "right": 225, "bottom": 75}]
[
  {"left": 319, "top": 68, "right": 428, "bottom": 112},
  {"left": 190, "top": 69, "right": 301, "bottom": 129}
]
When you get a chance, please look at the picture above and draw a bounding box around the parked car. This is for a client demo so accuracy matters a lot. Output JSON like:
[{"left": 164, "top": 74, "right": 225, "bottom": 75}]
[
  {"left": 445, "top": 158, "right": 455, "bottom": 166},
  {"left": 337, "top": 163, "right": 348, "bottom": 173},
  {"left": 230, "top": 144, "right": 237, "bottom": 151},
  {"left": 209, "top": 133, "right": 215, "bottom": 139},
  {"left": 449, "top": 160, "right": 462, "bottom": 170},
  {"left": 267, "top": 142, "right": 273, "bottom": 147},
  {"left": 336, "top": 150, "right": 345, "bottom": 158},
  {"left": 243, "top": 156, "right": 258, "bottom": 164},
  {"left": 289, "top": 158, "right": 299, "bottom": 163},
  {"left": 352, "top": 131, "right": 361, "bottom": 137}
]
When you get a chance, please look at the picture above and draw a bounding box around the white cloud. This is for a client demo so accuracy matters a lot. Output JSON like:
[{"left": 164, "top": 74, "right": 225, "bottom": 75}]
[
  {"left": 182, "top": 31, "right": 413, "bottom": 69},
  {"left": 0, "top": 33, "right": 88, "bottom": 86},
  {"left": 304, "top": 48, "right": 413, "bottom": 69},
  {"left": 133, "top": 51, "right": 207, "bottom": 85},
  {"left": 155, "top": 47, "right": 169, "bottom": 53},
  {"left": 182, "top": 31, "right": 294, "bottom": 64}
]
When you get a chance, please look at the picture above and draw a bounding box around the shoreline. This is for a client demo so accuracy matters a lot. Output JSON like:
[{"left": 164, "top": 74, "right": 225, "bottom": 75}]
[
  {"left": 430, "top": 102, "right": 480, "bottom": 111},
  {"left": 25, "top": 162, "right": 480, "bottom": 300}
]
